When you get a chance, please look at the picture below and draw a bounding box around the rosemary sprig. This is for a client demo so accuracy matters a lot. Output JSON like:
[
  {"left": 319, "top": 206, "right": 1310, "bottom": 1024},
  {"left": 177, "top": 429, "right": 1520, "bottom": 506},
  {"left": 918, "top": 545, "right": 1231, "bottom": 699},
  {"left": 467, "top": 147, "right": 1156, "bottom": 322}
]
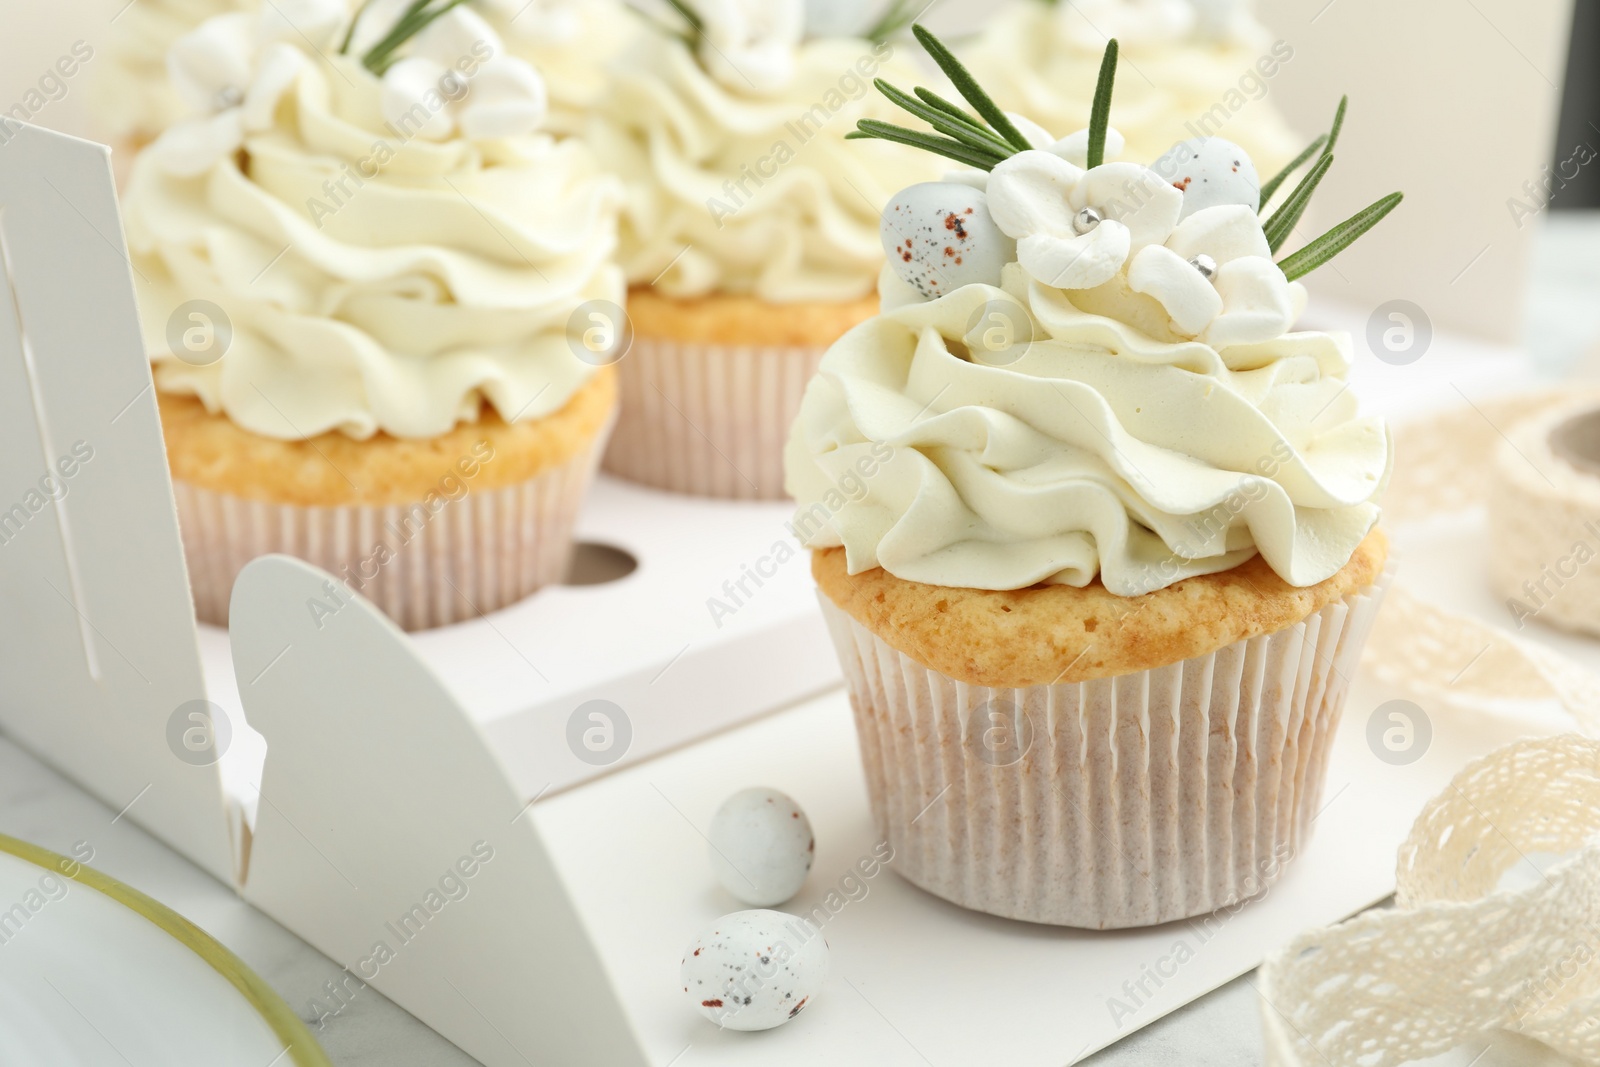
[
  {"left": 1085, "top": 39, "right": 1118, "bottom": 169},
  {"left": 847, "top": 121, "right": 1008, "bottom": 170},
  {"left": 910, "top": 24, "right": 1033, "bottom": 152},
  {"left": 360, "top": 0, "right": 470, "bottom": 74},
  {"left": 1277, "top": 193, "right": 1403, "bottom": 280},
  {"left": 1257, "top": 134, "right": 1325, "bottom": 207},
  {"left": 874, "top": 80, "right": 1017, "bottom": 157},
  {"left": 866, "top": 0, "right": 920, "bottom": 43},
  {"left": 339, "top": 0, "right": 378, "bottom": 53},
  {"left": 661, "top": 0, "right": 704, "bottom": 34},
  {"left": 1324, "top": 95, "right": 1348, "bottom": 155},
  {"left": 1262, "top": 152, "right": 1333, "bottom": 252}
]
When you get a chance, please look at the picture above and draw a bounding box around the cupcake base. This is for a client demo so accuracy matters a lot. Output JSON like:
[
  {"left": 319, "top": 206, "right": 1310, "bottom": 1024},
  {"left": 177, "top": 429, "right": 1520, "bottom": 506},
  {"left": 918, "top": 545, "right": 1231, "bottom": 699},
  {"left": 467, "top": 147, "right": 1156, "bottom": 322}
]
[
  {"left": 819, "top": 565, "right": 1391, "bottom": 929},
  {"left": 173, "top": 420, "right": 610, "bottom": 631},
  {"left": 603, "top": 290, "right": 876, "bottom": 500}
]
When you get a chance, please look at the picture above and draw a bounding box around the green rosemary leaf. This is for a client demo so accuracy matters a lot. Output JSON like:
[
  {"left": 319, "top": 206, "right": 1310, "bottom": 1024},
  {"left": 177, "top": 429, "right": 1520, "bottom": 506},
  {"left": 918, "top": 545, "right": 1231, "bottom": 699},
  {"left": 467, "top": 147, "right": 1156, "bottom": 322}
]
[
  {"left": 339, "top": 0, "right": 379, "bottom": 54},
  {"left": 911, "top": 24, "right": 1033, "bottom": 152},
  {"left": 1277, "top": 192, "right": 1403, "bottom": 280},
  {"left": 1085, "top": 39, "right": 1118, "bottom": 169},
  {"left": 914, "top": 87, "right": 981, "bottom": 126},
  {"left": 875, "top": 80, "right": 1017, "bottom": 156},
  {"left": 364, "top": 0, "right": 471, "bottom": 74},
  {"left": 1324, "top": 95, "right": 1349, "bottom": 156},
  {"left": 854, "top": 119, "right": 1008, "bottom": 170},
  {"left": 661, "top": 0, "right": 704, "bottom": 34},
  {"left": 866, "top": 0, "right": 919, "bottom": 43},
  {"left": 1263, "top": 152, "right": 1333, "bottom": 253},
  {"left": 1257, "top": 134, "right": 1326, "bottom": 209}
]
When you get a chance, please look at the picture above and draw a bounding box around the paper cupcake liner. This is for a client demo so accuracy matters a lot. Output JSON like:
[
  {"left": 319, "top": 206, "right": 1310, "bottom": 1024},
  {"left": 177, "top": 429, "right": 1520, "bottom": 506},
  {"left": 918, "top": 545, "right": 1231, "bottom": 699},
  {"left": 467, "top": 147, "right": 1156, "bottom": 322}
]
[
  {"left": 818, "top": 566, "right": 1392, "bottom": 929},
  {"left": 172, "top": 418, "right": 613, "bottom": 632},
  {"left": 603, "top": 334, "right": 824, "bottom": 500}
]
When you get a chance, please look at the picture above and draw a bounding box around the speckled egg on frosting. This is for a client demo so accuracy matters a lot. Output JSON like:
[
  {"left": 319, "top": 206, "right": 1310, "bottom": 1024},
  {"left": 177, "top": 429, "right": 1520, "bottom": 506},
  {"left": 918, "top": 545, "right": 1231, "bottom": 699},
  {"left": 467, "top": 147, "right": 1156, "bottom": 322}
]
[
  {"left": 882, "top": 182, "right": 1016, "bottom": 300},
  {"left": 681, "top": 910, "right": 829, "bottom": 1031}
]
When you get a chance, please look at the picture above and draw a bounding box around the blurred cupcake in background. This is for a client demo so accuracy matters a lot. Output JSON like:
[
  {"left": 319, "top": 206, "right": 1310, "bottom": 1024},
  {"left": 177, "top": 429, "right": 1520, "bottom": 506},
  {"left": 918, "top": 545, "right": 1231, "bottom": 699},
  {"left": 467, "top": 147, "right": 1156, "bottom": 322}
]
[
  {"left": 962, "top": 0, "right": 1302, "bottom": 174},
  {"left": 123, "top": 0, "right": 625, "bottom": 630},
  {"left": 586, "top": 0, "right": 943, "bottom": 500},
  {"left": 94, "top": 0, "right": 254, "bottom": 182}
]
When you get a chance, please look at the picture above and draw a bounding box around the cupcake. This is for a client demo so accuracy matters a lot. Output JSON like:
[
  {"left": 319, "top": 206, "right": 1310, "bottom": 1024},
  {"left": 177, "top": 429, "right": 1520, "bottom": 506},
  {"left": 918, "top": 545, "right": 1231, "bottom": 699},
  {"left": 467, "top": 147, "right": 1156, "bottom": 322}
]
[
  {"left": 585, "top": 0, "right": 943, "bottom": 499},
  {"left": 124, "top": 0, "right": 625, "bottom": 630},
  {"left": 786, "top": 30, "right": 1402, "bottom": 928},
  {"left": 962, "top": 0, "right": 1304, "bottom": 175},
  {"left": 94, "top": 0, "right": 253, "bottom": 182}
]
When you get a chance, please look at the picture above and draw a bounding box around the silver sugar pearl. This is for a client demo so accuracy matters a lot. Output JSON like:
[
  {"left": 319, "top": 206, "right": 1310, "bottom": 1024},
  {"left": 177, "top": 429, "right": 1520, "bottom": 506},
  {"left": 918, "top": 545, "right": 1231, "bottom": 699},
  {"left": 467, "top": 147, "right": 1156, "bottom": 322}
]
[
  {"left": 1189, "top": 252, "right": 1218, "bottom": 279},
  {"left": 1073, "top": 206, "right": 1103, "bottom": 235},
  {"left": 214, "top": 85, "right": 244, "bottom": 112}
]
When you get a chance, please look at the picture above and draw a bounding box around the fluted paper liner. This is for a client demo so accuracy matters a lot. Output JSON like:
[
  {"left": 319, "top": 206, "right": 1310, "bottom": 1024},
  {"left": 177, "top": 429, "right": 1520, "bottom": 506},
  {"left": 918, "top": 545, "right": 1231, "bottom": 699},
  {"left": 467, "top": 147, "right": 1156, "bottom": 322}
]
[
  {"left": 172, "top": 419, "right": 613, "bottom": 632},
  {"left": 604, "top": 334, "right": 824, "bottom": 500},
  {"left": 819, "top": 567, "right": 1391, "bottom": 929}
]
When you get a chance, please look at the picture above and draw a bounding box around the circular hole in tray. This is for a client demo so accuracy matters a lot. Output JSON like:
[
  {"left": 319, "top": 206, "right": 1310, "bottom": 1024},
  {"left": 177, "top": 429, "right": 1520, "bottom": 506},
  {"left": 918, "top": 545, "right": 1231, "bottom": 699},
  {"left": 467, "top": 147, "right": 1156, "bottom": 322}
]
[
  {"left": 563, "top": 542, "right": 638, "bottom": 586},
  {"left": 1550, "top": 407, "right": 1600, "bottom": 477}
]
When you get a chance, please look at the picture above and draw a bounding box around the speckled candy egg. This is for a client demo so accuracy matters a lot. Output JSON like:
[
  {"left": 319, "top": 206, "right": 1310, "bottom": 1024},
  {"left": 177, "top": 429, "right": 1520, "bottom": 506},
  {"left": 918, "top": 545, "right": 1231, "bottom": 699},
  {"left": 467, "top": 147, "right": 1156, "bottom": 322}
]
[
  {"left": 681, "top": 910, "right": 829, "bottom": 1031},
  {"left": 882, "top": 182, "right": 1015, "bottom": 300},
  {"left": 1152, "top": 138, "right": 1260, "bottom": 219},
  {"left": 708, "top": 787, "right": 813, "bottom": 907}
]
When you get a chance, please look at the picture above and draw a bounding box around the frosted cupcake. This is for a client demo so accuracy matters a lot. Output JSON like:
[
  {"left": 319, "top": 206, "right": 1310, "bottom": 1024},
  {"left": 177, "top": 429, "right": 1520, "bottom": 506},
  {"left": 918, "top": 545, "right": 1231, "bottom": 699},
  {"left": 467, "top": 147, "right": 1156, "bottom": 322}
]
[
  {"left": 962, "top": 0, "right": 1303, "bottom": 174},
  {"left": 124, "top": 1, "right": 625, "bottom": 630},
  {"left": 586, "top": 0, "right": 942, "bottom": 499},
  {"left": 787, "top": 30, "right": 1402, "bottom": 928}
]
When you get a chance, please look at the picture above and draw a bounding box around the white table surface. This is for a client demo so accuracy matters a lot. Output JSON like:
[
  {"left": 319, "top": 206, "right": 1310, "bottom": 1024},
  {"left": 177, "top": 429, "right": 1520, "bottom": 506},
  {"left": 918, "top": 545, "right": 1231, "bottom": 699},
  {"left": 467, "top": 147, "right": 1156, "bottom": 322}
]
[{"left": 2, "top": 212, "right": 1596, "bottom": 1067}]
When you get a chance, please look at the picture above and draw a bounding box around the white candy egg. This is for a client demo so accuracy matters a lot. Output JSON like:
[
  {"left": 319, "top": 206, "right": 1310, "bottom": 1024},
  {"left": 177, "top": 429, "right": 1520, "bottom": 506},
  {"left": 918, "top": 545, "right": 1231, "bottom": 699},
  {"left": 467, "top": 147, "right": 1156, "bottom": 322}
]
[
  {"left": 1152, "top": 138, "right": 1260, "bottom": 219},
  {"left": 681, "top": 910, "right": 829, "bottom": 1031},
  {"left": 882, "top": 182, "right": 1016, "bottom": 301},
  {"left": 708, "top": 787, "right": 814, "bottom": 906}
]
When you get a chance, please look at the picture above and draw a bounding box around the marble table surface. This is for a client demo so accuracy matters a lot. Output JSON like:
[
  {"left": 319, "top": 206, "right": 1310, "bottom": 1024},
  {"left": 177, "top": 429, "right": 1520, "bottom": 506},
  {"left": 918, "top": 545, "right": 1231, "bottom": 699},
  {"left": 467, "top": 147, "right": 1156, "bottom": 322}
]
[{"left": 3, "top": 213, "right": 1596, "bottom": 1067}]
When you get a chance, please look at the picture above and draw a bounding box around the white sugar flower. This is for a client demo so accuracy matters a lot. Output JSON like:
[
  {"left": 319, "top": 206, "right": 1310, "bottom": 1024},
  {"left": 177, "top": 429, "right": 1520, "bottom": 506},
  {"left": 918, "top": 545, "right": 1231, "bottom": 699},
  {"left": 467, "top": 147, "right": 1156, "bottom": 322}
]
[
  {"left": 153, "top": 0, "right": 345, "bottom": 176},
  {"left": 986, "top": 147, "right": 1182, "bottom": 291},
  {"left": 1127, "top": 205, "right": 1295, "bottom": 347},
  {"left": 379, "top": 7, "right": 548, "bottom": 141},
  {"left": 695, "top": 0, "right": 805, "bottom": 94}
]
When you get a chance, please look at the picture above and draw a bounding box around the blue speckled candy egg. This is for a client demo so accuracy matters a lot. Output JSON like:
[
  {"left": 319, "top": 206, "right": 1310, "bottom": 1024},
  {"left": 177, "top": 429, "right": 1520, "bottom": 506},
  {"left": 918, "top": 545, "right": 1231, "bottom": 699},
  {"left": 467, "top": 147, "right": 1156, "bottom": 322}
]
[
  {"left": 680, "top": 910, "right": 829, "bottom": 1032},
  {"left": 708, "top": 787, "right": 814, "bottom": 907},
  {"left": 881, "top": 182, "right": 1015, "bottom": 300},
  {"left": 1152, "top": 138, "right": 1260, "bottom": 219}
]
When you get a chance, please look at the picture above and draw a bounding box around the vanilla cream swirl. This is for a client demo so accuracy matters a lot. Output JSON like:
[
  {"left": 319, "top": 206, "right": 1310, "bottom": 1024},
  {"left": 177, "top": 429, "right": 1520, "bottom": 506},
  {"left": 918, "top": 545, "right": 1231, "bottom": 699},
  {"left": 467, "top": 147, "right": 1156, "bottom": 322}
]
[
  {"left": 586, "top": 33, "right": 943, "bottom": 301},
  {"left": 785, "top": 265, "right": 1391, "bottom": 594},
  {"left": 124, "top": 54, "right": 624, "bottom": 441},
  {"left": 964, "top": 0, "right": 1303, "bottom": 175}
]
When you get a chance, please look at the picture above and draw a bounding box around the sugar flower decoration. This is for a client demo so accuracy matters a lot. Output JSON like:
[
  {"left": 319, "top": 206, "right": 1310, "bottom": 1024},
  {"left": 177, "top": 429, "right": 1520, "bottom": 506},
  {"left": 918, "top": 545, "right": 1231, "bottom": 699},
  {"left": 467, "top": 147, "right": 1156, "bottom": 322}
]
[
  {"left": 987, "top": 149, "right": 1182, "bottom": 290},
  {"left": 377, "top": 7, "right": 548, "bottom": 141},
  {"left": 1128, "top": 205, "right": 1295, "bottom": 346},
  {"left": 696, "top": 0, "right": 805, "bottom": 94},
  {"left": 153, "top": 0, "right": 346, "bottom": 177}
]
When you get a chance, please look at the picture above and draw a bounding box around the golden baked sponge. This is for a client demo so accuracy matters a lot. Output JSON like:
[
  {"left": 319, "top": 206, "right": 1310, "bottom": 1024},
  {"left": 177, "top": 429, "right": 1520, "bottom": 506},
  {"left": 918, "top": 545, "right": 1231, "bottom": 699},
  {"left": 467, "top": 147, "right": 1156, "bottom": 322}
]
[
  {"left": 813, "top": 527, "right": 1389, "bottom": 687},
  {"left": 627, "top": 287, "right": 878, "bottom": 347},
  {"left": 158, "top": 365, "right": 616, "bottom": 507}
]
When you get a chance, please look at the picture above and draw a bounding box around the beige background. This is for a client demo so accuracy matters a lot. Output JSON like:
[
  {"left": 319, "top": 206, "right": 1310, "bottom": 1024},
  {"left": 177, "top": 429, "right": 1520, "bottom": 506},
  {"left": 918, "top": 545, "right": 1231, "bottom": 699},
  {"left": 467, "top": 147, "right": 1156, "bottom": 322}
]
[{"left": 0, "top": 0, "right": 1574, "bottom": 343}]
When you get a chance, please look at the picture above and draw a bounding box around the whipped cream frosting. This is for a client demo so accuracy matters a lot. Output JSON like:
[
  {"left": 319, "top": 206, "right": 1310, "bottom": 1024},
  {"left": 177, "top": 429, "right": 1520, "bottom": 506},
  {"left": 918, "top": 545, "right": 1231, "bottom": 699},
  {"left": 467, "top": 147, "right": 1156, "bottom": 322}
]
[
  {"left": 964, "top": 0, "right": 1303, "bottom": 174},
  {"left": 786, "top": 258, "right": 1390, "bottom": 594},
  {"left": 95, "top": 0, "right": 252, "bottom": 140},
  {"left": 125, "top": 45, "right": 624, "bottom": 441},
  {"left": 586, "top": 29, "right": 943, "bottom": 302}
]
